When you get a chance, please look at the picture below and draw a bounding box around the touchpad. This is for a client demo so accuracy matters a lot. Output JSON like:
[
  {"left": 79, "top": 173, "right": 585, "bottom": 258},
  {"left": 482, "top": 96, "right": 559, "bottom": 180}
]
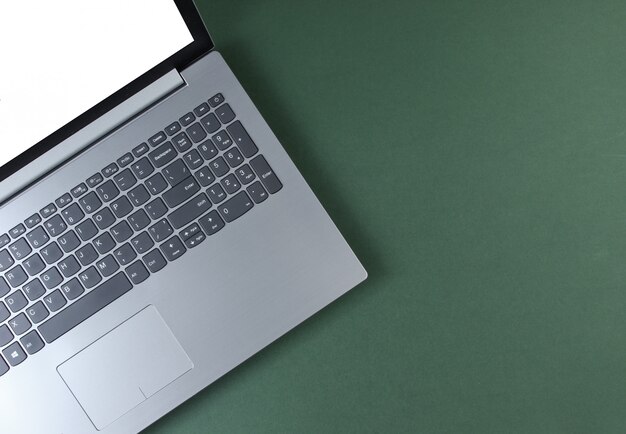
[{"left": 57, "top": 306, "right": 193, "bottom": 430}]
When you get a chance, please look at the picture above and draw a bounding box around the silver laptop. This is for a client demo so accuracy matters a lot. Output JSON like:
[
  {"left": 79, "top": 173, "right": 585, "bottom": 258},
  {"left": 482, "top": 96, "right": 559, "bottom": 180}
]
[{"left": 0, "top": 1, "right": 366, "bottom": 432}]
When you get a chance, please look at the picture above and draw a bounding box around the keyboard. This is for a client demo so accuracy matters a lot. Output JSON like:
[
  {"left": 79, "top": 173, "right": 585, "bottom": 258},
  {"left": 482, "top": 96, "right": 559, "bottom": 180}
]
[{"left": 0, "top": 93, "right": 283, "bottom": 376}]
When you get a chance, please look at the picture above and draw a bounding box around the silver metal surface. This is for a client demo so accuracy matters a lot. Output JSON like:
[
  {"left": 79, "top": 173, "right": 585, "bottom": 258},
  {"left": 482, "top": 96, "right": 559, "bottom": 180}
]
[
  {"left": 0, "top": 70, "right": 184, "bottom": 205},
  {"left": 58, "top": 306, "right": 193, "bottom": 430},
  {"left": 0, "top": 51, "right": 366, "bottom": 434}
]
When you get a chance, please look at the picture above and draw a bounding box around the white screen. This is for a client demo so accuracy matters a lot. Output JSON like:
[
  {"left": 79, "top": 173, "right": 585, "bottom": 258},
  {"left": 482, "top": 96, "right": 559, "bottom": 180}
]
[{"left": 0, "top": 0, "right": 194, "bottom": 169}]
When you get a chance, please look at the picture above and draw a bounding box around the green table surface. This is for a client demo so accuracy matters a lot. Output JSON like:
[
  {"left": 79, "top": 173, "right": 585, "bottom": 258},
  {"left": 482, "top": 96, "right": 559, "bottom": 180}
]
[{"left": 148, "top": 1, "right": 626, "bottom": 432}]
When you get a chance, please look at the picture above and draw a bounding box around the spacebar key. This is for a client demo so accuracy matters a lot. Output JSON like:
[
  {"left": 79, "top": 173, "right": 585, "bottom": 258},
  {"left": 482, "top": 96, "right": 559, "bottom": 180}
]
[{"left": 38, "top": 273, "right": 133, "bottom": 343}]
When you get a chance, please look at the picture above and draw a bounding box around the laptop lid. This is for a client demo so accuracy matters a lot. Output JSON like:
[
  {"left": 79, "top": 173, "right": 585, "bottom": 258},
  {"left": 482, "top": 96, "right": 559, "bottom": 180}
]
[{"left": 0, "top": 0, "right": 213, "bottom": 187}]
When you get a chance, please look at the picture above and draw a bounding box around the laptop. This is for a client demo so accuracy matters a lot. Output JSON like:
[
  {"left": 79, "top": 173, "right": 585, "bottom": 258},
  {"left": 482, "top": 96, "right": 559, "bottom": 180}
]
[{"left": 0, "top": 1, "right": 366, "bottom": 432}]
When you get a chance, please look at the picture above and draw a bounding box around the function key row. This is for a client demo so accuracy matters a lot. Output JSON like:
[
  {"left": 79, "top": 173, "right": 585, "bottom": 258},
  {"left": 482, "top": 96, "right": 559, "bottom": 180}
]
[{"left": 0, "top": 94, "right": 231, "bottom": 269}]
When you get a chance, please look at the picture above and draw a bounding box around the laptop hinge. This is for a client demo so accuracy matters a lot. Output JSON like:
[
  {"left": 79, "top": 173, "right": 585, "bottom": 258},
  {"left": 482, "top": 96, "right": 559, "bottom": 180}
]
[{"left": 0, "top": 69, "right": 185, "bottom": 205}]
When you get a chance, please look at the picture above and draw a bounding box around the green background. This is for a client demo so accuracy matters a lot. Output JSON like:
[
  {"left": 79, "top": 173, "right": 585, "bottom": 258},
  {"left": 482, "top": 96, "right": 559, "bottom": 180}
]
[{"left": 148, "top": 1, "right": 626, "bottom": 432}]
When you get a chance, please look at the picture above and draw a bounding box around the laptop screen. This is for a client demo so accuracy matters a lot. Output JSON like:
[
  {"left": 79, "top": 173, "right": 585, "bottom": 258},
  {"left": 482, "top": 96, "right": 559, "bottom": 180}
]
[{"left": 0, "top": 0, "right": 194, "bottom": 172}]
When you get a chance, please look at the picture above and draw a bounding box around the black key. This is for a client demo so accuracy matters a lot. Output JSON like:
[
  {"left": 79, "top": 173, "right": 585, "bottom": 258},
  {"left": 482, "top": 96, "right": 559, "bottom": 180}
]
[
  {"left": 93, "top": 207, "right": 116, "bottom": 230},
  {"left": 9, "top": 224, "right": 26, "bottom": 239},
  {"left": 58, "top": 230, "right": 80, "bottom": 253},
  {"left": 96, "top": 255, "right": 119, "bottom": 278},
  {"left": 145, "top": 198, "right": 168, "bottom": 220},
  {"left": 130, "top": 232, "right": 154, "bottom": 254},
  {"left": 93, "top": 232, "right": 116, "bottom": 254},
  {"left": 208, "top": 93, "right": 225, "bottom": 107},
  {"left": 3, "top": 342, "right": 27, "bottom": 366},
  {"left": 250, "top": 155, "right": 283, "bottom": 194},
  {"left": 102, "top": 163, "right": 119, "bottom": 177},
  {"left": 111, "top": 196, "right": 133, "bottom": 218},
  {"left": 130, "top": 157, "right": 154, "bottom": 180},
  {"left": 195, "top": 166, "right": 216, "bottom": 187},
  {"left": 25, "top": 227, "right": 49, "bottom": 249},
  {"left": 0, "top": 279, "right": 9, "bottom": 298},
  {"left": 0, "top": 301, "right": 9, "bottom": 322},
  {"left": 0, "top": 325, "right": 12, "bottom": 346},
  {"left": 58, "top": 255, "right": 81, "bottom": 278},
  {"left": 6, "top": 290, "right": 28, "bottom": 312},
  {"left": 165, "top": 122, "right": 181, "bottom": 136},
  {"left": 200, "top": 113, "right": 221, "bottom": 134},
  {"left": 198, "top": 210, "right": 225, "bottom": 236},
  {"left": 76, "top": 219, "right": 98, "bottom": 241},
  {"left": 145, "top": 173, "right": 168, "bottom": 195},
  {"left": 8, "top": 313, "right": 31, "bottom": 335},
  {"left": 218, "top": 191, "right": 254, "bottom": 223},
  {"left": 179, "top": 112, "right": 195, "bottom": 127},
  {"left": 224, "top": 147, "right": 244, "bottom": 168},
  {"left": 79, "top": 191, "right": 103, "bottom": 214},
  {"left": 183, "top": 149, "right": 204, "bottom": 170},
  {"left": 116, "top": 153, "right": 134, "bottom": 168},
  {"left": 221, "top": 174, "right": 242, "bottom": 195},
  {"left": 76, "top": 244, "right": 99, "bottom": 266},
  {"left": 55, "top": 193, "right": 73, "bottom": 209},
  {"left": 41, "top": 242, "right": 63, "bottom": 264},
  {"left": 128, "top": 184, "right": 151, "bottom": 207},
  {"left": 148, "top": 131, "right": 167, "bottom": 147},
  {"left": 0, "top": 234, "right": 10, "bottom": 249},
  {"left": 23, "top": 279, "right": 45, "bottom": 301},
  {"left": 20, "top": 331, "right": 45, "bottom": 355},
  {"left": 6, "top": 266, "right": 28, "bottom": 288},
  {"left": 40, "top": 203, "right": 57, "bottom": 219},
  {"left": 44, "top": 215, "right": 67, "bottom": 237},
  {"left": 9, "top": 238, "right": 32, "bottom": 260},
  {"left": 184, "top": 231, "right": 206, "bottom": 249},
  {"left": 172, "top": 132, "right": 192, "bottom": 152},
  {"left": 0, "top": 250, "right": 14, "bottom": 272},
  {"left": 163, "top": 159, "right": 190, "bottom": 187},
  {"left": 23, "top": 254, "right": 45, "bottom": 276},
  {"left": 61, "top": 203, "right": 85, "bottom": 226},
  {"left": 208, "top": 156, "right": 229, "bottom": 177},
  {"left": 212, "top": 130, "right": 233, "bottom": 151},
  {"left": 215, "top": 103, "right": 236, "bottom": 124},
  {"left": 148, "top": 142, "right": 177, "bottom": 168},
  {"left": 126, "top": 260, "right": 149, "bottom": 284},
  {"left": 61, "top": 278, "right": 84, "bottom": 301},
  {"left": 114, "top": 243, "right": 136, "bottom": 266},
  {"left": 86, "top": 173, "right": 104, "bottom": 188},
  {"left": 78, "top": 267, "right": 102, "bottom": 289},
  {"left": 193, "top": 102, "right": 211, "bottom": 117},
  {"left": 43, "top": 289, "right": 67, "bottom": 312},
  {"left": 41, "top": 267, "right": 63, "bottom": 289},
  {"left": 132, "top": 143, "right": 149, "bottom": 158},
  {"left": 227, "top": 121, "right": 259, "bottom": 158},
  {"left": 44, "top": 290, "right": 67, "bottom": 312},
  {"left": 181, "top": 223, "right": 203, "bottom": 241},
  {"left": 0, "top": 357, "right": 8, "bottom": 377},
  {"left": 128, "top": 209, "right": 151, "bottom": 231},
  {"left": 26, "top": 302, "right": 49, "bottom": 324},
  {"left": 187, "top": 122, "right": 207, "bottom": 143},
  {"left": 167, "top": 193, "right": 212, "bottom": 229},
  {"left": 71, "top": 183, "right": 88, "bottom": 198},
  {"left": 162, "top": 177, "right": 200, "bottom": 208},
  {"left": 236, "top": 164, "right": 256, "bottom": 185},
  {"left": 96, "top": 180, "right": 120, "bottom": 202},
  {"left": 24, "top": 213, "right": 42, "bottom": 229},
  {"left": 160, "top": 236, "right": 186, "bottom": 261},
  {"left": 207, "top": 183, "right": 227, "bottom": 204},
  {"left": 39, "top": 273, "right": 133, "bottom": 343},
  {"left": 113, "top": 169, "right": 137, "bottom": 191},
  {"left": 143, "top": 249, "right": 166, "bottom": 273},
  {"left": 111, "top": 221, "right": 134, "bottom": 243},
  {"left": 198, "top": 140, "right": 218, "bottom": 161},
  {"left": 148, "top": 219, "right": 173, "bottom": 243}
]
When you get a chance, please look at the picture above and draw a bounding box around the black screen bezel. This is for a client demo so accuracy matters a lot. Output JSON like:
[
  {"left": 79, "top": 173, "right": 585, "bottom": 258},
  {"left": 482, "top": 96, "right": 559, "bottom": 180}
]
[{"left": 0, "top": 0, "right": 213, "bottom": 183}]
